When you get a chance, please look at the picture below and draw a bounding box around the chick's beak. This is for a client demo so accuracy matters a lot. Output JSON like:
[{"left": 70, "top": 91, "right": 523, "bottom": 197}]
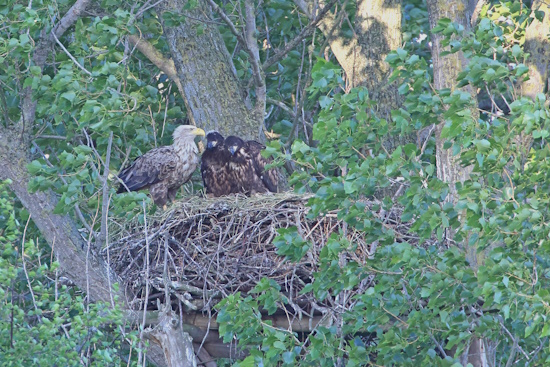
[
  {"left": 207, "top": 141, "right": 217, "bottom": 149},
  {"left": 229, "top": 146, "right": 237, "bottom": 155}
]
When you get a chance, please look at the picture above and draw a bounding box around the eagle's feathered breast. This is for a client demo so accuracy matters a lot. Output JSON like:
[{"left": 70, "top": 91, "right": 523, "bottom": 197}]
[
  {"left": 201, "top": 132, "right": 232, "bottom": 196},
  {"left": 225, "top": 135, "right": 278, "bottom": 195},
  {"left": 117, "top": 125, "right": 205, "bottom": 206},
  {"left": 200, "top": 133, "right": 278, "bottom": 197}
]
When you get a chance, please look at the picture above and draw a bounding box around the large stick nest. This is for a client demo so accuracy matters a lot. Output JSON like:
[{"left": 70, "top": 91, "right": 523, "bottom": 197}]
[{"left": 106, "top": 193, "right": 416, "bottom": 316}]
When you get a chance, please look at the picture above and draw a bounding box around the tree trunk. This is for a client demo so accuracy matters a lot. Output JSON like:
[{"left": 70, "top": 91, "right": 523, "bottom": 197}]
[
  {"left": 426, "top": 0, "right": 475, "bottom": 204},
  {"left": 514, "top": 0, "right": 550, "bottom": 164},
  {"left": 147, "top": 306, "right": 197, "bottom": 367},
  {"left": 0, "top": 128, "right": 113, "bottom": 303},
  {"left": 522, "top": 0, "right": 550, "bottom": 101},
  {"left": 156, "top": 0, "right": 260, "bottom": 141},
  {"left": 301, "top": 0, "right": 402, "bottom": 119},
  {"left": 426, "top": 1, "right": 486, "bottom": 366}
]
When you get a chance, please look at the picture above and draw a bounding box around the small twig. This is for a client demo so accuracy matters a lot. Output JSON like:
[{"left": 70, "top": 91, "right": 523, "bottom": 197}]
[
  {"left": 99, "top": 131, "right": 113, "bottom": 248},
  {"left": 205, "top": 0, "right": 246, "bottom": 45},
  {"left": 34, "top": 134, "right": 67, "bottom": 140},
  {"left": 263, "top": 0, "right": 338, "bottom": 70},
  {"left": 498, "top": 92, "right": 512, "bottom": 113},
  {"left": 106, "top": 87, "right": 138, "bottom": 113},
  {"left": 484, "top": 84, "right": 504, "bottom": 114},
  {"left": 138, "top": 200, "right": 151, "bottom": 367},
  {"left": 85, "top": 195, "right": 102, "bottom": 311},
  {"left": 266, "top": 97, "right": 311, "bottom": 127},
  {"left": 419, "top": 124, "right": 436, "bottom": 157},
  {"left": 526, "top": 337, "right": 547, "bottom": 366},
  {"left": 497, "top": 316, "right": 529, "bottom": 361},
  {"left": 162, "top": 234, "right": 170, "bottom": 308},
  {"left": 131, "top": 0, "right": 165, "bottom": 24},
  {"left": 21, "top": 215, "right": 41, "bottom": 319},
  {"left": 430, "top": 334, "right": 447, "bottom": 359},
  {"left": 51, "top": 31, "right": 92, "bottom": 76}
]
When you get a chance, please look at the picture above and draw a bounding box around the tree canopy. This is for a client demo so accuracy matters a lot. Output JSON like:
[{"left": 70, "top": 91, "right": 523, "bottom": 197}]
[{"left": 1, "top": 0, "right": 550, "bottom": 366}]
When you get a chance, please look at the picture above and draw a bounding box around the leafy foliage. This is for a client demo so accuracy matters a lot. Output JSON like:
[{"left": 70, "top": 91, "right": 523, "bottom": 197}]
[
  {"left": 0, "top": 180, "right": 139, "bottom": 365},
  {"left": 217, "top": 1, "right": 550, "bottom": 366},
  {"left": 3, "top": 0, "right": 550, "bottom": 364}
]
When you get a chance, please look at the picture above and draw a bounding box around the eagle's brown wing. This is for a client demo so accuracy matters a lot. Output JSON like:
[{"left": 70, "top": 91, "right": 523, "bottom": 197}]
[
  {"left": 227, "top": 147, "right": 268, "bottom": 195},
  {"left": 246, "top": 140, "right": 278, "bottom": 193},
  {"left": 201, "top": 147, "right": 232, "bottom": 197},
  {"left": 117, "top": 146, "right": 177, "bottom": 194}
]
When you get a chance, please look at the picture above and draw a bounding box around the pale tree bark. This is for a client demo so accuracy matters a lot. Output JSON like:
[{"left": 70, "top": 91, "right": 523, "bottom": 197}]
[
  {"left": 522, "top": 0, "right": 550, "bottom": 100},
  {"left": 426, "top": 1, "right": 486, "bottom": 366},
  {"left": 127, "top": 34, "right": 184, "bottom": 96},
  {"left": 426, "top": 0, "right": 475, "bottom": 204},
  {"left": 147, "top": 306, "right": 198, "bottom": 367},
  {"left": 514, "top": 0, "right": 550, "bottom": 164},
  {"left": 155, "top": 0, "right": 260, "bottom": 141},
  {"left": 297, "top": 0, "right": 402, "bottom": 119}
]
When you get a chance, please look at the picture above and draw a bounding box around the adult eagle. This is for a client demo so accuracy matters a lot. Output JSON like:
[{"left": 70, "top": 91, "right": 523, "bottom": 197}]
[
  {"left": 117, "top": 125, "right": 205, "bottom": 208},
  {"left": 225, "top": 135, "right": 278, "bottom": 195},
  {"left": 200, "top": 131, "right": 233, "bottom": 197}
]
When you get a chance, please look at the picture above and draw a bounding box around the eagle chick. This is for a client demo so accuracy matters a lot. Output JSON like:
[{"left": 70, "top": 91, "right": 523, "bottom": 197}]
[
  {"left": 200, "top": 131, "right": 233, "bottom": 197},
  {"left": 117, "top": 125, "right": 206, "bottom": 207},
  {"left": 225, "top": 135, "right": 278, "bottom": 195}
]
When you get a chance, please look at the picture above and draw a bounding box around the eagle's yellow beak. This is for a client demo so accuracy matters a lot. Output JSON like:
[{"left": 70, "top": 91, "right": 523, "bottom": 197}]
[{"left": 193, "top": 128, "right": 206, "bottom": 137}]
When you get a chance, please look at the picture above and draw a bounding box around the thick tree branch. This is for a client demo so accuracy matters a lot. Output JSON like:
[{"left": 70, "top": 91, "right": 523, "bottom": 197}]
[
  {"left": 522, "top": 0, "right": 550, "bottom": 101},
  {"left": 204, "top": 0, "right": 246, "bottom": 46},
  {"left": 127, "top": 34, "right": 184, "bottom": 95},
  {"left": 469, "top": 0, "right": 488, "bottom": 26},
  {"left": 11, "top": 1, "right": 171, "bottom": 365},
  {"left": 293, "top": 0, "right": 310, "bottom": 16},
  {"left": 0, "top": 128, "right": 115, "bottom": 303},
  {"left": 22, "top": 0, "right": 94, "bottom": 128},
  {"left": 157, "top": 0, "right": 258, "bottom": 140},
  {"left": 51, "top": 0, "right": 93, "bottom": 39},
  {"left": 244, "top": 0, "right": 266, "bottom": 124},
  {"left": 147, "top": 304, "right": 197, "bottom": 367}
]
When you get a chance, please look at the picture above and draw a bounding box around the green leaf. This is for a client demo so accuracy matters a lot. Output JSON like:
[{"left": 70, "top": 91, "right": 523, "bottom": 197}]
[
  {"left": 535, "top": 10, "right": 546, "bottom": 22},
  {"left": 60, "top": 91, "right": 76, "bottom": 102},
  {"left": 511, "top": 44, "right": 521, "bottom": 58}
]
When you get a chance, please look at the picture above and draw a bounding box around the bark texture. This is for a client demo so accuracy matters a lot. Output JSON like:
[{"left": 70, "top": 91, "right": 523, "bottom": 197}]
[
  {"left": 426, "top": 0, "right": 475, "bottom": 202},
  {"left": 156, "top": 0, "right": 259, "bottom": 140},
  {"left": 426, "top": 1, "right": 486, "bottom": 366},
  {"left": 514, "top": 0, "right": 550, "bottom": 160},
  {"left": 311, "top": 0, "right": 402, "bottom": 118},
  {"left": 0, "top": 130, "right": 169, "bottom": 367},
  {"left": 0, "top": 128, "right": 114, "bottom": 303},
  {"left": 148, "top": 307, "right": 197, "bottom": 367},
  {"left": 523, "top": 0, "right": 550, "bottom": 100},
  {"left": 6, "top": 0, "right": 171, "bottom": 364}
]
